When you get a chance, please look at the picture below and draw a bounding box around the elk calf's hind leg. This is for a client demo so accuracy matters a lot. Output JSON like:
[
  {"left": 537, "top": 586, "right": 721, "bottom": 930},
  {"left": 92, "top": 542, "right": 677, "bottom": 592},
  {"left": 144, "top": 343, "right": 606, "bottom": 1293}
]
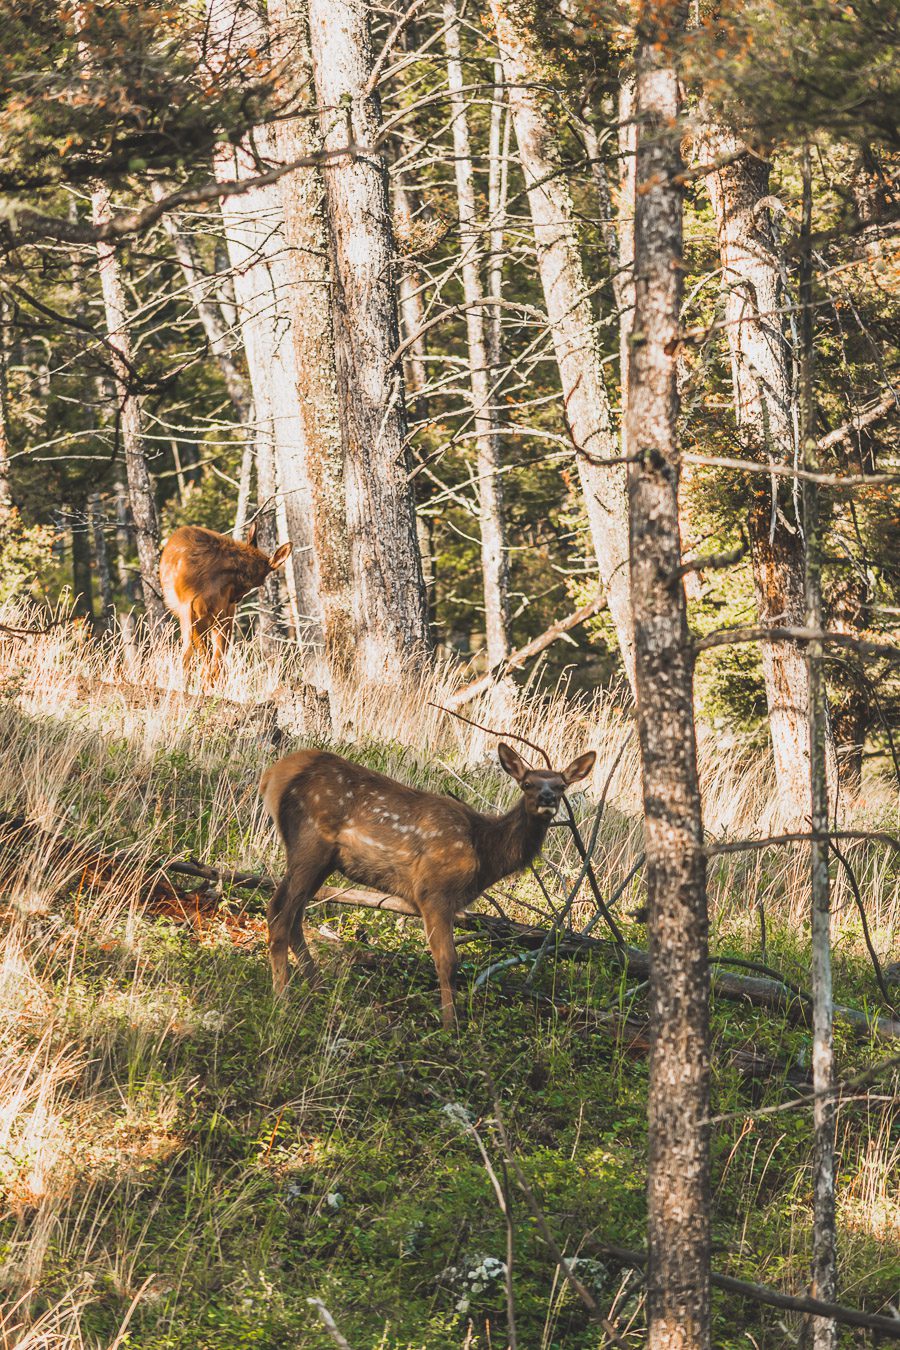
[
  {"left": 267, "top": 846, "right": 334, "bottom": 995},
  {"left": 423, "top": 907, "right": 460, "bottom": 1031}
]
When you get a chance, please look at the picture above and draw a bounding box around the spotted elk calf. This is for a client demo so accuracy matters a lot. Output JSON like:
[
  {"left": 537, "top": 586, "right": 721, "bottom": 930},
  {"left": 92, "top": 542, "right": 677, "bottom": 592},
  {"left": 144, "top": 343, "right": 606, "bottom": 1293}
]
[
  {"left": 260, "top": 742, "right": 596, "bottom": 1028},
  {"left": 160, "top": 523, "right": 291, "bottom": 683}
]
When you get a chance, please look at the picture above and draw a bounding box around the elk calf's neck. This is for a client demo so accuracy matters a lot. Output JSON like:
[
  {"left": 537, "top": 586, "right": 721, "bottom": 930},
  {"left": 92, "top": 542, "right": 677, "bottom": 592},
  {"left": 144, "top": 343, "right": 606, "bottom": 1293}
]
[
  {"left": 159, "top": 523, "right": 292, "bottom": 683},
  {"left": 260, "top": 741, "right": 596, "bottom": 1028}
]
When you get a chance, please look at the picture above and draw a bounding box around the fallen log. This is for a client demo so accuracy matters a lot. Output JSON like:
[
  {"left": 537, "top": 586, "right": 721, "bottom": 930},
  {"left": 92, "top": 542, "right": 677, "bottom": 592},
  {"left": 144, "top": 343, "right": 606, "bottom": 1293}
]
[
  {"left": 589, "top": 1243, "right": 900, "bottom": 1340},
  {"left": 309, "top": 886, "right": 900, "bottom": 1040}
]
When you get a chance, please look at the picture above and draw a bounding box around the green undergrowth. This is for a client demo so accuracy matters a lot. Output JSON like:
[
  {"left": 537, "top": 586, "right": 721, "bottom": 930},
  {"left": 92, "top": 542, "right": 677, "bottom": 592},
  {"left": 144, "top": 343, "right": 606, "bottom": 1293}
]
[{"left": 1, "top": 696, "right": 898, "bottom": 1348}]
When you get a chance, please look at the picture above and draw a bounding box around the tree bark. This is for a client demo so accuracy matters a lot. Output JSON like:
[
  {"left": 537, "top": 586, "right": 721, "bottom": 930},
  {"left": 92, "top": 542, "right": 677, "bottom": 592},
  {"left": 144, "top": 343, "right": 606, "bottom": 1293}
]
[
  {"left": 799, "top": 146, "right": 837, "bottom": 1350},
  {"left": 89, "top": 493, "right": 115, "bottom": 631},
  {"left": 70, "top": 508, "right": 95, "bottom": 625},
  {"left": 307, "top": 0, "right": 432, "bottom": 678},
  {"left": 697, "top": 116, "right": 838, "bottom": 825},
  {"left": 206, "top": 0, "right": 324, "bottom": 679},
  {"left": 444, "top": 0, "right": 511, "bottom": 673},
  {"left": 627, "top": 16, "right": 711, "bottom": 1350},
  {"left": 92, "top": 186, "right": 165, "bottom": 626},
  {"left": 489, "top": 0, "right": 634, "bottom": 689},
  {"left": 0, "top": 296, "right": 12, "bottom": 515},
  {"left": 268, "top": 0, "right": 358, "bottom": 700}
]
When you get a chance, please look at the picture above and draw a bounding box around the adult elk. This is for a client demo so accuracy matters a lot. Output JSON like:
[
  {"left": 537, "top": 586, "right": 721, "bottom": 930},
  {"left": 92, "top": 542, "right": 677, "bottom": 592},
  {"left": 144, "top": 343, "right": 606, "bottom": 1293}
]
[
  {"left": 160, "top": 523, "right": 292, "bottom": 682},
  {"left": 260, "top": 742, "right": 596, "bottom": 1028}
]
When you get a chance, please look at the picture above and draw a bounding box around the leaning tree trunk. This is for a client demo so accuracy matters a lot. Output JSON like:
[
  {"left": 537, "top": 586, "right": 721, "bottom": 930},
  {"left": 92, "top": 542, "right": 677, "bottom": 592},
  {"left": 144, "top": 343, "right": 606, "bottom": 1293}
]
[
  {"left": 206, "top": 0, "right": 325, "bottom": 680},
  {"left": 92, "top": 187, "right": 165, "bottom": 625},
  {"left": 268, "top": 0, "right": 358, "bottom": 701},
  {"left": 445, "top": 0, "right": 511, "bottom": 674},
  {"left": 489, "top": 0, "right": 634, "bottom": 689},
  {"left": 150, "top": 182, "right": 256, "bottom": 539},
  {"left": 697, "top": 116, "right": 838, "bottom": 825},
  {"left": 628, "top": 17, "right": 711, "bottom": 1350},
  {"left": 307, "top": 0, "right": 432, "bottom": 678}
]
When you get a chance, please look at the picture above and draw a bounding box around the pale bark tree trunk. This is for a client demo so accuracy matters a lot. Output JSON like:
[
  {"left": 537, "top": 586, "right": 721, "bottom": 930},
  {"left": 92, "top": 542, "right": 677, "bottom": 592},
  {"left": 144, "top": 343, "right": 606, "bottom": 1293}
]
[
  {"left": 393, "top": 174, "right": 429, "bottom": 418},
  {"left": 697, "top": 116, "right": 837, "bottom": 825},
  {"left": 307, "top": 0, "right": 431, "bottom": 678},
  {"left": 255, "top": 422, "right": 285, "bottom": 656},
  {"left": 92, "top": 186, "right": 165, "bottom": 625},
  {"left": 444, "top": 0, "right": 510, "bottom": 674},
  {"left": 628, "top": 17, "right": 711, "bottom": 1350},
  {"left": 151, "top": 182, "right": 252, "bottom": 421},
  {"left": 89, "top": 492, "right": 115, "bottom": 630},
  {"left": 206, "top": 0, "right": 325, "bottom": 680},
  {"left": 486, "top": 61, "right": 510, "bottom": 376},
  {"left": 269, "top": 0, "right": 358, "bottom": 701},
  {"left": 799, "top": 147, "right": 837, "bottom": 1350},
  {"left": 392, "top": 174, "right": 437, "bottom": 631},
  {"left": 490, "top": 0, "right": 634, "bottom": 689}
]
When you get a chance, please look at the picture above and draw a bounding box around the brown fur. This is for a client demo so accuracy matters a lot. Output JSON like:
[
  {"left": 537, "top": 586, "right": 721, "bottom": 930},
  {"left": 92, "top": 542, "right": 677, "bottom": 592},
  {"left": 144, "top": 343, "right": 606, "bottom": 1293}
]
[
  {"left": 159, "top": 524, "right": 291, "bottom": 683},
  {"left": 259, "top": 742, "right": 596, "bottom": 1028}
]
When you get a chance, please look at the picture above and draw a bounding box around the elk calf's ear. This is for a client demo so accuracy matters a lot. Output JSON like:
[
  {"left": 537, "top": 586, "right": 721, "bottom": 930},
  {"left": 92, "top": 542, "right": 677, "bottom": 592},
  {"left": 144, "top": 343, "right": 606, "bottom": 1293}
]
[
  {"left": 246, "top": 520, "right": 258, "bottom": 548},
  {"left": 498, "top": 742, "right": 528, "bottom": 781},
  {"left": 268, "top": 542, "right": 293, "bottom": 571},
  {"left": 562, "top": 750, "right": 596, "bottom": 785}
]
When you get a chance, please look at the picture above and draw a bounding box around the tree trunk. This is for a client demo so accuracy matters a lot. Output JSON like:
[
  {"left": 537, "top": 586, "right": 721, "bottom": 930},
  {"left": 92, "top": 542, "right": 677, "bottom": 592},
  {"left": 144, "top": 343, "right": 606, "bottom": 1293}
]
[
  {"left": 70, "top": 508, "right": 95, "bottom": 625},
  {"left": 489, "top": 0, "right": 634, "bottom": 689},
  {"left": 91, "top": 186, "right": 165, "bottom": 626},
  {"left": 486, "top": 60, "right": 510, "bottom": 376},
  {"left": 89, "top": 493, "right": 115, "bottom": 631},
  {"left": 799, "top": 147, "right": 837, "bottom": 1350},
  {"left": 444, "top": 0, "right": 510, "bottom": 673},
  {"left": 255, "top": 422, "right": 285, "bottom": 657},
  {"left": 151, "top": 182, "right": 252, "bottom": 422},
  {"left": 268, "top": 0, "right": 358, "bottom": 702},
  {"left": 393, "top": 174, "right": 429, "bottom": 420},
  {"left": 307, "top": 0, "right": 431, "bottom": 678},
  {"left": 206, "top": 0, "right": 324, "bottom": 680},
  {"left": 697, "top": 116, "right": 838, "bottom": 825},
  {"left": 0, "top": 296, "right": 12, "bottom": 515},
  {"left": 628, "top": 19, "right": 711, "bottom": 1350}
]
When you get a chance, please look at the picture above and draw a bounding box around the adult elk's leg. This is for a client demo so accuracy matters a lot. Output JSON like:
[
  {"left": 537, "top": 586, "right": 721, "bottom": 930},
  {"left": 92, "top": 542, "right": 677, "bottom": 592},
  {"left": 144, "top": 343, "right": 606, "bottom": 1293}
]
[
  {"left": 267, "top": 839, "right": 334, "bottom": 994},
  {"left": 421, "top": 900, "right": 460, "bottom": 1030}
]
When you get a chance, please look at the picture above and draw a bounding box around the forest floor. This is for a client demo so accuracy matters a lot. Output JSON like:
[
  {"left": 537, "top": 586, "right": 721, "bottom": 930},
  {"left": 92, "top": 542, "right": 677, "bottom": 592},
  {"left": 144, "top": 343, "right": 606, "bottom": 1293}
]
[{"left": 0, "top": 615, "right": 898, "bottom": 1349}]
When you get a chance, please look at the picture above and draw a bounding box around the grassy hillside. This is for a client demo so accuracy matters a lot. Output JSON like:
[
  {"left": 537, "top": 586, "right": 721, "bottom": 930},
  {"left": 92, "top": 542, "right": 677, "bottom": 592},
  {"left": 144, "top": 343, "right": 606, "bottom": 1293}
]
[{"left": 0, "top": 616, "right": 898, "bottom": 1348}]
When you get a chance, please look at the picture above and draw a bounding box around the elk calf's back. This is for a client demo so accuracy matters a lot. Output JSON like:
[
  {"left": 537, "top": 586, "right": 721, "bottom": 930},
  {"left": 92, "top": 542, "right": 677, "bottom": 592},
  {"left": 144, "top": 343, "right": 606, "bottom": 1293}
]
[
  {"left": 160, "top": 523, "right": 291, "bottom": 681},
  {"left": 260, "top": 742, "right": 596, "bottom": 1027}
]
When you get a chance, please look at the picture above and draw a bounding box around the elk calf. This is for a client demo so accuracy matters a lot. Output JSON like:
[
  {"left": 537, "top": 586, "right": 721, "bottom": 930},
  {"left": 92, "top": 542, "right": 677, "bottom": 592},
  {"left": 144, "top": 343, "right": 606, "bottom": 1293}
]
[
  {"left": 260, "top": 742, "right": 596, "bottom": 1028},
  {"left": 160, "top": 523, "right": 291, "bottom": 683}
]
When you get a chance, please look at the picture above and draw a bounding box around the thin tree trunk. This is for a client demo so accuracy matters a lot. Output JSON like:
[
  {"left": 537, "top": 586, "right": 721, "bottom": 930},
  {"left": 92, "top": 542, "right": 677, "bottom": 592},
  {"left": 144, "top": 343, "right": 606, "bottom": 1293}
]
[
  {"left": 70, "top": 508, "right": 95, "bottom": 625},
  {"left": 232, "top": 433, "right": 254, "bottom": 540},
  {"left": 444, "top": 0, "right": 510, "bottom": 673},
  {"left": 394, "top": 174, "right": 429, "bottom": 420},
  {"left": 486, "top": 60, "right": 510, "bottom": 376},
  {"left": 489, "top": 0, "right": 634, "bottom": 689},
  {"left": 89, "top": 492, "right": 115, "bottom": 630},
  {"left": 255, "top": 421, "right": 284, "bottom": 657},
  {"left": 269, "top": 0, "right": 357, "bottom": 703},
  {"left": 628, "top": 16, "right": 711, "bottom": 1349},
  {"left": 307, "top": 0, "right": 431, "bottom": 678},
  {"left": 799, "top": 146, "right": 837, "bottom": 1350},
  {"left": 206, "top": 0, "right": 324, "bottom": 679},
  {"left": 0, "top": 296, "right": 12, "bottom": 515},
  {"left": 697, "top": 115, "right": 837, "bottom": 825},
  {"left": 151, "top": 182, "right": 252, "bottom": 421},
  {"left": 92, "top": 186, "right": 165, "bottom": 625}
]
